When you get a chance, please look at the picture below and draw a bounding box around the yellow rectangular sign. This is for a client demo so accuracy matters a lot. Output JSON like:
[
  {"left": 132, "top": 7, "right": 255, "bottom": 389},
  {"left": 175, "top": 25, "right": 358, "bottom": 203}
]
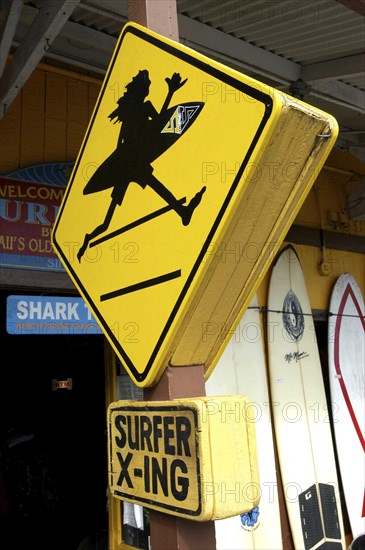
[
  {"left": 107, "top": 396, "right": 259, "bottom": 521},
  {"left": 52, "top": 22, "right": 338, "bottom": 387}
]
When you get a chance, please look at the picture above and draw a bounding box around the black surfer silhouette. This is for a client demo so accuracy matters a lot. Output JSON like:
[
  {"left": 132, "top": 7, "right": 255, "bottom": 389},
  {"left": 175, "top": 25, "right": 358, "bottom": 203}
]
[{"left": 77, "top": 70, "right": 206, "bottom": 262}]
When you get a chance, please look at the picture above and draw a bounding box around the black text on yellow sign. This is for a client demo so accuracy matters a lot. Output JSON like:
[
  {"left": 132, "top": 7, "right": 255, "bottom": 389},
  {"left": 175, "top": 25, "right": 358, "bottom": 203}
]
[
  {"left": 108, "top": 396, "right": 260, "bottom": 521},
  {"left": 111, "top": 407, "right": 199, "bottom": 512}
]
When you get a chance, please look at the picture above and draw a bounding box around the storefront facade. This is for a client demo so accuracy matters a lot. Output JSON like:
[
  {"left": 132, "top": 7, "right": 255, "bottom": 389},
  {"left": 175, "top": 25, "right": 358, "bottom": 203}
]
[{"left": 1, "top": 32, "right": 364, "bottom": 550}]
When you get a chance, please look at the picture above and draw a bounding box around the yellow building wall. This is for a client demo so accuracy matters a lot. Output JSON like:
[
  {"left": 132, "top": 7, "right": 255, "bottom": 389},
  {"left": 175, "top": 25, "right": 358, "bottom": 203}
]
[
  {"left": 258, "top": 247, "right": 364, "bottom": 312},
  {"left": 258, "top": 148, "right": 365, "bottom": 309},
  {"left": 298, "top": 156, "right": 365, "bottom": 238},
  {"left": 0, "top": 63, "right": 364, "bottom": 309},
  {"left": 0, "top": 64, "right": 101, "bottom": 174}
]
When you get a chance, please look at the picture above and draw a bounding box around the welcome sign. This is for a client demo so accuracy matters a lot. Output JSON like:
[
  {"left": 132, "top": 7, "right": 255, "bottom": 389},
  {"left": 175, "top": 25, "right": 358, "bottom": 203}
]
[{"left": 0, "top": 178, "right": 65, "bottom": 271}]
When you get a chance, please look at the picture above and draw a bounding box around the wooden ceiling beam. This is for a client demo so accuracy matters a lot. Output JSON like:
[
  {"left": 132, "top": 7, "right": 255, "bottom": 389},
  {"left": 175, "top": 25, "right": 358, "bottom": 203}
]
[{"left": 0, "top": 0, "right": 80, "bottom": 119}]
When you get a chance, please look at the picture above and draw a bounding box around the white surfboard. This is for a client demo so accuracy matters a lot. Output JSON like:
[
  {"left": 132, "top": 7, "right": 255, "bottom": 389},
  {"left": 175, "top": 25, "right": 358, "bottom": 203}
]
[
  {"left": 267, "top": 245, "right": 346, "bottom": 549},
  {"left": 328, "top": 273, "right": 365, "bottom": 539},
  {"left": 205, "top": 294, "right": 282, "bottom": 550}
]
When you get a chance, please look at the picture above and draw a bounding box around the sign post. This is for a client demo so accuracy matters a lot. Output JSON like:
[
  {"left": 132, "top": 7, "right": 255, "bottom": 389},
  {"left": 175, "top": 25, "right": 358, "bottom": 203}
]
[
  {"left": 123, "top": 5, "right": 216, "bottom": 547},
  {"left": 127, "top": 8, "right": 215, "bottom": 546},
  {"left": 127, "top": 2, "right": 215, "bottom": 548},
  {"left": 143, "top": 365, "right": 216, "bottom": 548}
]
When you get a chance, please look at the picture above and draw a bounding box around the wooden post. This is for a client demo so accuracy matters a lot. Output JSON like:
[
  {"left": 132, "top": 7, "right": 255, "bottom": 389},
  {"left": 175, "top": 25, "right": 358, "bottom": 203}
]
[
  {"left": 104, "top": 342, "right": 123, "bottom": 550},
  {"left": 128, "top": 0, "right": 179, "bottom": 41},
  {"left": 144, "top": 366, "right": 216, "bottom": 549},
  {"left": 127, "top": 6, "right": 216, "bottom": 548}
]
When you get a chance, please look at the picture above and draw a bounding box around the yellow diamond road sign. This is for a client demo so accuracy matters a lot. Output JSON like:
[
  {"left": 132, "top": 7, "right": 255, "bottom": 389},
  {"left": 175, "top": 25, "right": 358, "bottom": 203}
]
[{"left": 52, "top": 22, "right": 276, "bottom": 386}]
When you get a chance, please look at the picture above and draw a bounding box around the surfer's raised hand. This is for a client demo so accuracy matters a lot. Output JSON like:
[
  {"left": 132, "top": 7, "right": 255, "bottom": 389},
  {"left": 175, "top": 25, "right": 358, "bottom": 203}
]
[
  {"left": 160, "top": 73, "right": 188, "bottom": 113},
  {"left": 165, "top": 72, "right": 188, "bottom": 93}
]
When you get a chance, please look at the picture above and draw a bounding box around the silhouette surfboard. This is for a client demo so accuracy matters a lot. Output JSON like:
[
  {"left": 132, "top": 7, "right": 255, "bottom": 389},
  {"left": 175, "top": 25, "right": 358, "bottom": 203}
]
[{"left": 83, "top": 101, "right": 204, "bottom": 195}]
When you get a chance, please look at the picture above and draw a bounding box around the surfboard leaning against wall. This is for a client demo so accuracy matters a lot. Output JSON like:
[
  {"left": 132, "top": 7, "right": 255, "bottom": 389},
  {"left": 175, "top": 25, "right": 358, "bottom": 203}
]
[
  {"left": 267, "top": 245, "right": 346, "bottom": 550},
  {"left": 328, "top": 273, "right": 365, "bottom": 541},
  {"left": 206, "top": 294, "right": 282, "bottom": 550}
]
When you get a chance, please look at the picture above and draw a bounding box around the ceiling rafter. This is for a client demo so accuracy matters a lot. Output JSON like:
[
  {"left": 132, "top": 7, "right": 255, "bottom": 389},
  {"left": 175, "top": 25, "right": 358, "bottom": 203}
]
[
  {"left": 335, "top": 0, "right": 365, "bottom": 16},
  {"left": 0, "top": 0, "right": 81, "bottom": 119},
  {"left": 302, "top": 54, "right": 365, "bottom": 83},
  {"left": 178, "top": 14, "right": 365, "bottom": 113},
  {"left": 0, "top": 0, "right": 23, "bottom": 77},
  {"left": 0, "top": 0, "right": 363, "bottom": 157},
  {"left": 4, "top": 4, "right": 363, "bottom": 107},
  {"left": 310, "top": 80, "right": 365, "bottom": 113},
  {"left": 178, "top": 13, "right": 301, "bottom": 84}
]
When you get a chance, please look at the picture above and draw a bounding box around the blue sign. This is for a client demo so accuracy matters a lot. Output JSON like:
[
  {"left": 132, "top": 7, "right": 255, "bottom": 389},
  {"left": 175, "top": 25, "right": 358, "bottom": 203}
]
[{"left": 6, "top": 295, "right": 103, "bottom": 335}]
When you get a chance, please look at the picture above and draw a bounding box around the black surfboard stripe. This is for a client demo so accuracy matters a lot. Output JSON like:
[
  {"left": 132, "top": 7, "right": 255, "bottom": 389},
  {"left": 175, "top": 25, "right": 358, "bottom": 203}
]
[
  {"left": 299, "top": 484, "right": 323, "bottom": 550},
  {"left": 319, "top": 483, "right": 342, "bottom": 540}
]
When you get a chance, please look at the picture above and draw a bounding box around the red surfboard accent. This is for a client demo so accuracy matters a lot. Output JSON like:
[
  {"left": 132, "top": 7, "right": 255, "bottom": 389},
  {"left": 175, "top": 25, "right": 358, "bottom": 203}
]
[{"left": 333, "top": 282, "right": 365, "bottom": 517}]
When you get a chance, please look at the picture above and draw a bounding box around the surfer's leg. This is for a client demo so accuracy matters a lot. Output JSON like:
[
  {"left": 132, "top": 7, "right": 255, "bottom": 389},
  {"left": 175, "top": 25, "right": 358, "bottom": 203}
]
[
  {"left": 182, "top": 186, "right": 206, "bottom": 226},
  {"left": 144, "top": 174, "right": 206, "bottom": 226},
  {"left": 77, "top": 200, "right": 118, "bottom": 262}
]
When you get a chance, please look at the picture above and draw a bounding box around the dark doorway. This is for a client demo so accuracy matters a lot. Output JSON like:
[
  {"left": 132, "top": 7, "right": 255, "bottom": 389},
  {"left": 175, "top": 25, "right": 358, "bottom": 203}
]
[{"left": 0, "top": 291, "right": 108, "bottom": 550}]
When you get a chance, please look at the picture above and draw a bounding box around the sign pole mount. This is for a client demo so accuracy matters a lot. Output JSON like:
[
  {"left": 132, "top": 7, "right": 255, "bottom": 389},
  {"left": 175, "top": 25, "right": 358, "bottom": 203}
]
[{"left": 125, "top": 2, "right": 216, "bottom": 549}]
